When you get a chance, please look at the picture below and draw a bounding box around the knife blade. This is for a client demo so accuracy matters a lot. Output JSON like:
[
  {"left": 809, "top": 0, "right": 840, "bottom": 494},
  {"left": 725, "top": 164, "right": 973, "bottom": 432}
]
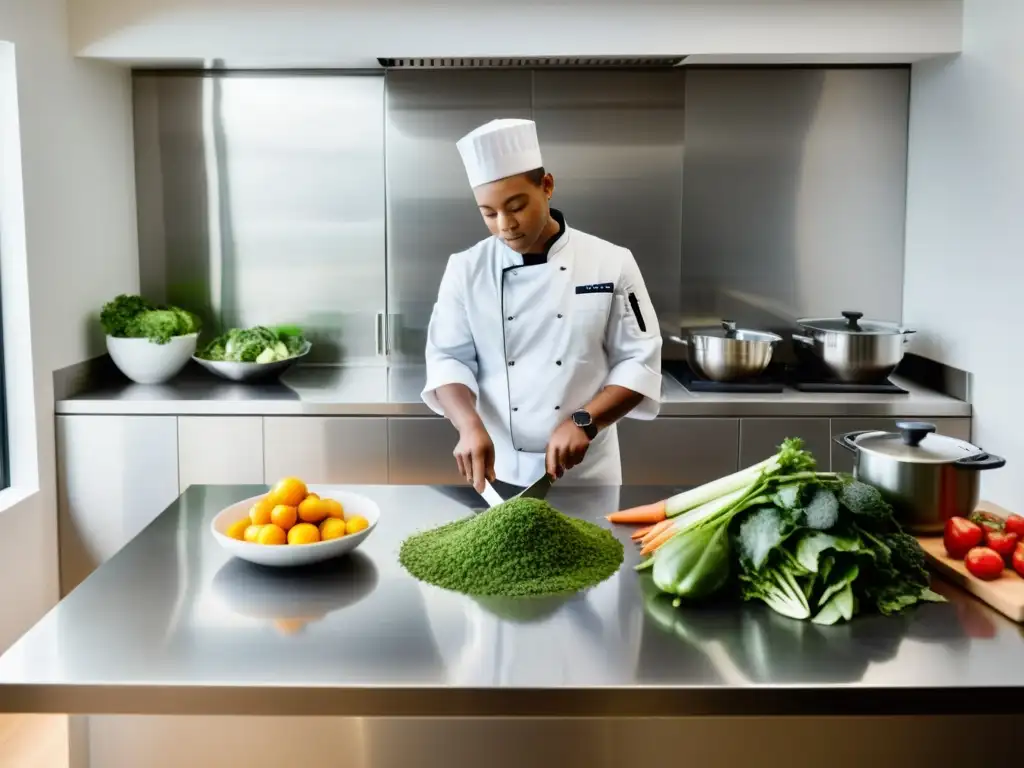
[
  {"left": 514, "top": 473, "right": 554, "bottom": 502},
  {"left": 480, "top": 480, "right": 506, "bottom": 509}
]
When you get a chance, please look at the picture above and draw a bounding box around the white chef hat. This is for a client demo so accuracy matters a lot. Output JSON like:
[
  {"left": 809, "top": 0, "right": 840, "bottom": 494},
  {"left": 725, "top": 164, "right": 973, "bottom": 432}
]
[{"left": 456, "top": 118, "right": 544, "bottom": 188}]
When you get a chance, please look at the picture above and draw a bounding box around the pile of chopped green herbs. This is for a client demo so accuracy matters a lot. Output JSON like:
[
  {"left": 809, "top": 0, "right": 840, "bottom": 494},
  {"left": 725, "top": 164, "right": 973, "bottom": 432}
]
[
  {"left": 637, "top": 439, "right": 944, "bottom": 625},
  {"left": 399, "top": 497, "right": 623, "bottom": 597},
  {"left": 100, "top": 293, "right": 201, "bottom": 345}
]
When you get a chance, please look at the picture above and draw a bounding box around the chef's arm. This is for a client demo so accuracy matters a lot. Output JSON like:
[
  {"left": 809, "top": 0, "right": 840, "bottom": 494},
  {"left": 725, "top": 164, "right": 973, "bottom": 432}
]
[
  {"left": 602, "top": 251, "right": 663, "bottom": 419},
  {"left": 435, "top": 384, "right": 485, "bottom": 433},
  {"left": 581, "top": 385, "right": 645, "bottom": 432}
]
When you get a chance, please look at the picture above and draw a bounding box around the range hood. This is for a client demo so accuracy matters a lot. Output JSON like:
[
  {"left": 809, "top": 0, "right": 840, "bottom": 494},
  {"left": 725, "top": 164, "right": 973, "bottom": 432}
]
[{"left": 377, "top": 56, "right": 687, "bottom": 69}]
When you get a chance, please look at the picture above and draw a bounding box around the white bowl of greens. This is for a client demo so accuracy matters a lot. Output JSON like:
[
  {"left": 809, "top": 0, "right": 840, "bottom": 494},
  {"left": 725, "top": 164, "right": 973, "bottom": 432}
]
[
  {"left": 101, "top": 294, "right": 203, "bottom": 384},
  {"left": 193, "top": 325, "right": 311, "bottom": 382}
]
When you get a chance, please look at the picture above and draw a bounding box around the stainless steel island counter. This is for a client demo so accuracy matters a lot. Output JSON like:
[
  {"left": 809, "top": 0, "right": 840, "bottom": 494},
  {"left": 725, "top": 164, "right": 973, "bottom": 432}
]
[
  {"left": 55, "top": 363, "right": 971, "bottom": 418},
  {"left": 2, "top": 484, "right": 1021, "bottom": 720}
]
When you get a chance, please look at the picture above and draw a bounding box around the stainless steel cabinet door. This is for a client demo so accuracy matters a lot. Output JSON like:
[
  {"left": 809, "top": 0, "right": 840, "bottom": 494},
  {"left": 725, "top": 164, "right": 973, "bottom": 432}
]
[
  {"left": 830, "top": 417, "right": 972, "bottom": 473},
  {"left": 56, "top": 415, "right": 180, "bottom": 594},
  {"left": 387, "top": 417, "right": 463, "bottom": 485},
  {"left": 177, "top": 416, "right": 264, "bottom": 492},
  {"left": 740, "top": 418, "right": 832, "bottom": 471},
  {"left": 263, "top": 417, "right": 388, "bottom": 483},
  {"left": 617, "top": 418, "right": 739, "bottom": 486}
]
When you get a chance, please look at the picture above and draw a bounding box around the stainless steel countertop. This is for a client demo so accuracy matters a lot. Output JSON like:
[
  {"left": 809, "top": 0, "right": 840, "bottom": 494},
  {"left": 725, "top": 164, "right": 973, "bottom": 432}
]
[
  {"left": 1, "top": 484, "right": 1020, "bottom": 718},
  {"left": 55, "top": 364, "right": 972, "bottom": 418}
]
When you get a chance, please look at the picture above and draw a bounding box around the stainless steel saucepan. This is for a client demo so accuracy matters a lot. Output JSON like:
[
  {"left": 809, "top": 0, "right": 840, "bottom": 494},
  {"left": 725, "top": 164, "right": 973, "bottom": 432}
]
[
  {"left": 669, "top": 321, "right": 782, "bottom": 382},
  {"left": 834, "top": 421, "right": 1006, "bottom": 535},
  {"left": 792, "top": 310, "right": 914, "bottom": 383}
]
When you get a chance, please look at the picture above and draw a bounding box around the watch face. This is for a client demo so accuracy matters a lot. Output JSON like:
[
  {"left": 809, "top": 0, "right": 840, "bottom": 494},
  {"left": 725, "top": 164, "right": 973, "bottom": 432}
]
[{"left": 572, "top": 410, "right": 591, "bottom": 427}]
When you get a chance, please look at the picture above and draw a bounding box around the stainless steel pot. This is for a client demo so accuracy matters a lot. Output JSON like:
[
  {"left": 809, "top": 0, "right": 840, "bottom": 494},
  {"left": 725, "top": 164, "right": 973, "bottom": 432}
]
[
  {"left": 834, "top": 421, "right": 1006, "bottom": 535},
  {"left": 792, "top": 310, "right": 915, "bottom": 383},
  {"left": 669, "top": 321, "right": 781, "bottom": 382}
]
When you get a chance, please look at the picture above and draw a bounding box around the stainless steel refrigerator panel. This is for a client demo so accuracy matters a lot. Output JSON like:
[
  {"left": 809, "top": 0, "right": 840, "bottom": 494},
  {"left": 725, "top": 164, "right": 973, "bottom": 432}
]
[
  {"left": 132, "top": 72, "right": 387, "bottom": 363},
  {"left": 384, "top": 70, "right": 533, "bottom": 361}
]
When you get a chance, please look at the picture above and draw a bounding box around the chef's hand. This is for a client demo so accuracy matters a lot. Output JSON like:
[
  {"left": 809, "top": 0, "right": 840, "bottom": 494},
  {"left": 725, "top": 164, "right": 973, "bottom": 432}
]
[
  {"left": 546, "top": 420, "right": 591, "bottom": 479},
  {"left": 453, "top": 423, "right": 496, "bottom": 493}
]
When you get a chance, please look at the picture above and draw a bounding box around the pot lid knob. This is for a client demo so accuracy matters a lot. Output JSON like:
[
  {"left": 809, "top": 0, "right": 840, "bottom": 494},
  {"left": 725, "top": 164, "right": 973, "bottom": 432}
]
[
  {"left": 841, "top": 310, "right": 864, "bottom": 330},
  {"left": 721, "top": 320, "right": 738, "bottom": 338},
  {"left": 896, "top": 421, "right": 937, "bottom": 447}
]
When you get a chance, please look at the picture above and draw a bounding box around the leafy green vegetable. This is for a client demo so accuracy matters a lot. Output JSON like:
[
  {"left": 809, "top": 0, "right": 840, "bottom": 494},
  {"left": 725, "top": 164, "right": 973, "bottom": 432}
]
[
  {"left": 637, "top": 441, "right": 946, "bottom": 626},
  {"left": 197, "top": 325, "right": 307, "bottom": 363},
  {"left": 735, "top": 505, "right": 794, "bottom": 571},
  {"left": 803, "top": 486, "right": 840, "bottom": 530},
  {"left": 100, "top": 294, "right": 201, "bottom": 344},
  {"left": 739, "top": 550, "right": 810, "bottom": 620}
]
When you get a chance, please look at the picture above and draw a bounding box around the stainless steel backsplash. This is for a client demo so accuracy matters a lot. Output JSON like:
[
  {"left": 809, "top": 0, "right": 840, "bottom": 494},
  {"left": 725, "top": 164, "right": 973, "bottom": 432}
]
[{"left": 131, "top": 67, "right": 909, "bottom": 364}]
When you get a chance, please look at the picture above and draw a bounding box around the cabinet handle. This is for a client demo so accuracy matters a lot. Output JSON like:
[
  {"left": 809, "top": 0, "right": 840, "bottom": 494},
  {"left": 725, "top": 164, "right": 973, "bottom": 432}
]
[{"left": 375, "top": 311, "right": 388, "bottom": 356}]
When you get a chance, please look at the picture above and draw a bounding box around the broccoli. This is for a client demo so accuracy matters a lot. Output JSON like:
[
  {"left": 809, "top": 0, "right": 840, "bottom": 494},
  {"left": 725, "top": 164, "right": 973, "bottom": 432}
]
[
  {"left": 99, "top": 294, "right": 201, "bottom": 344},
  {"left": 839, "top": 478, "right": 899, "bottom": 532}
]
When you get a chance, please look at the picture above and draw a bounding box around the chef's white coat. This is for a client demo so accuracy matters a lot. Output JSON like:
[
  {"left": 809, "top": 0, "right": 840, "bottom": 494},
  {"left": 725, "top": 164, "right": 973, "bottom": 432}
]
[{"left": 422, "top": 215, "right": 663, "bottom": 486}]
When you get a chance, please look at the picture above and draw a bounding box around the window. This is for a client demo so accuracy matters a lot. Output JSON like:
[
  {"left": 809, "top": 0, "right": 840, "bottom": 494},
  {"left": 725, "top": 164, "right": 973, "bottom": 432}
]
[{"left": 0, "top": 256, "right": 8, "bottom": 490}]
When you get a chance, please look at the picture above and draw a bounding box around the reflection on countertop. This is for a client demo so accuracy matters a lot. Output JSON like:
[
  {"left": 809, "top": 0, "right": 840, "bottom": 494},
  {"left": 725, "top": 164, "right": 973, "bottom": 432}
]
[
  {"left": 0, "top": 483, "right": 1020, "bottom": 718},
  {"left": 55, "top": 361, "right": 971, "bottom": 418}
]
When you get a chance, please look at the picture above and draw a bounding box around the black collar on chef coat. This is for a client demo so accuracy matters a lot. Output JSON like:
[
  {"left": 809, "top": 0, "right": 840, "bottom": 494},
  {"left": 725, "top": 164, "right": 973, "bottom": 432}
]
[{"left": 520, "top": 209, "right": 566, "bottom": 267}]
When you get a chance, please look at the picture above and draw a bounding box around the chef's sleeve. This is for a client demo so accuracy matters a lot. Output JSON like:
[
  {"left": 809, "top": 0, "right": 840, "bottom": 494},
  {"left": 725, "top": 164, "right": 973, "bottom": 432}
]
[
  {"left": 603, "top": 250, "right": 663, "bottom": 419},
  {"left": 422, "top": 254, "right": 480, "bottom": 415}
]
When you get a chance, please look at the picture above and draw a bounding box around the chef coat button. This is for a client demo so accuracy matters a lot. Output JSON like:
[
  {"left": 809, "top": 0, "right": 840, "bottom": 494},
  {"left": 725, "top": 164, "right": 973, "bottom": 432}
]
[
  {"left": 518, "top": 448, "right": 523, "bottom": 452},
  {"left": 556, "top": 360, "right": 562, "bottom": 366},
  {"left": 507, "top": 316, "right": 513, "bottom": 321},
  {"left": 508, "top": 361, "right": 515, "bottom": 366},
  {"left": 557, "top": 313, "right": 563, "bottom": 319},
  {"left": 554, "top": 406, "right": 560, "bottom": 410},
  {"left": 559, "top": 266, "right": 566, "bottom": 271},
  {"left": 513, "top": 407, "right": 519, "bottom": 412}
]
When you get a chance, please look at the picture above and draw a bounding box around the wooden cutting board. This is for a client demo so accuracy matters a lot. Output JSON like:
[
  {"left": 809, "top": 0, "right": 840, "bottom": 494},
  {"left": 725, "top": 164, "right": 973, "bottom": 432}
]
[{"left": 917, "top": 501, "right": 1024, "bottom": 623}]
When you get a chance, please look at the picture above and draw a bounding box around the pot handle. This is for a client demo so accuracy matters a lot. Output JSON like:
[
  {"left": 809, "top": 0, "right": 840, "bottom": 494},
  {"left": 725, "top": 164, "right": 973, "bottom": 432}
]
[
  {"left": 667, "top": 335, "right": 690, "bottom": 346},
  {"left": 792, "top": 333, "right": 814, "bottom": 347},
  {"left": 895, "top": 421, "right": 936, "bottom": 447},
  {"left": 955, "top": 453, "right": 1007, "bottom": 471},
  {"left": 832, "top": 430, "right": 874, "bottom": 453},
  {"left": 841, "top": 310, "right": 863, "bottom": 330}
]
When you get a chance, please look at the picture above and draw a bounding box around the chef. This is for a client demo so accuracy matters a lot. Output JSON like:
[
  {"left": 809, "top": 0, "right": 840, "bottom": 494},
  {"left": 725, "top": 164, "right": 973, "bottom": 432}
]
[{"left": 422, "top": 118, "right": 663, "bottom": 490}]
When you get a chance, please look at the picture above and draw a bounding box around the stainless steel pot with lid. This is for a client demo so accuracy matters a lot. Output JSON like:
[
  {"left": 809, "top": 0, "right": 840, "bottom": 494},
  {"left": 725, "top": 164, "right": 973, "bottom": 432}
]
[
  {"left": 668, "top": 320, "right": 782, "bottom": 382},
  {"left": 792, "top": 310, "right": 915, "bottom": 383},
  {"left": 834, "top": 421, "right": 1007, "bottom": 534}
]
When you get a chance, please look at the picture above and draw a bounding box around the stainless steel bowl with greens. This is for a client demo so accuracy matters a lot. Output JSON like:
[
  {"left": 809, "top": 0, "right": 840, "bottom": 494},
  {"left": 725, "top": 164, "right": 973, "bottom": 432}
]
[{"left": 193, "top": 325, "right": 311, "bottom": 382}]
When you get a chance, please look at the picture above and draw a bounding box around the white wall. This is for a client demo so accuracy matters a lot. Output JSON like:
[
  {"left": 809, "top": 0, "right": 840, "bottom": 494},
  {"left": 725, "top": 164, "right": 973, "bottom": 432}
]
[
  {"left": 904, "top": 0, "right": 1023, "bottom": 507},
  {"left": 66, "top": 0, "right": 963, "bottom": 67},
  {"left": 0, "top": 0, "right": 138, "bottom": 651}
]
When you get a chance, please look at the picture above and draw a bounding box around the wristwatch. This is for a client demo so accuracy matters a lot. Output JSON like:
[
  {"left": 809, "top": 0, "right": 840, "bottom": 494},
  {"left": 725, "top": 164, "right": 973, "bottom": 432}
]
[{"left": 572, "top": 409, "right": 598, "bottom": 440}]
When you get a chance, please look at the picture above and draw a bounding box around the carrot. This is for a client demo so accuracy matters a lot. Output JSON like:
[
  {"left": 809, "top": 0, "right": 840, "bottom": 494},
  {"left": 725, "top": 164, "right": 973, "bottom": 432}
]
[
  {"left": 605, "top": 500, "right": 667, "bottom": 525},
  {"left": 640, "top": 524, "right": 679, "bottom": 556},
  {"left": 640, "top": 518, "right": 674, "bottom": 545},
  {"left": 626, "top": 528, "right": 651, "bottom": 544}
]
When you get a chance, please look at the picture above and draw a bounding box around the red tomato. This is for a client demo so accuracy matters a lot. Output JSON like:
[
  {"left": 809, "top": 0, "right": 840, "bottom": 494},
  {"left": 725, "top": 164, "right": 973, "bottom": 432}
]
[
  {"left": 984, "top": 530, "right": 1019, "bottom": 561},
  {"left": 943, "top": 516, "right": 983, "bottom": 559},
  {"left": 964, "top": 547, "right": 1005, "bottom": 580},
  {"left": 1003, "top": 514, "right": 1024, "bottom": 539},
  {"left": 1012, "top": 543, "right": 1024, "bottom": 579}
]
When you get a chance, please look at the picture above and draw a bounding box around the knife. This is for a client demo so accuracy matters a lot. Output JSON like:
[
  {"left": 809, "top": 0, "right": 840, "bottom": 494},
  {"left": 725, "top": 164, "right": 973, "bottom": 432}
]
[
  {"left": 515, "top": 473, "right": 554, "bottom": 502},
  {"left": 480, "top": 474, "right": 555, "bottom": 509},
  {"left": 480, "top": 480, "right": 507, "bottom": 509}
]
